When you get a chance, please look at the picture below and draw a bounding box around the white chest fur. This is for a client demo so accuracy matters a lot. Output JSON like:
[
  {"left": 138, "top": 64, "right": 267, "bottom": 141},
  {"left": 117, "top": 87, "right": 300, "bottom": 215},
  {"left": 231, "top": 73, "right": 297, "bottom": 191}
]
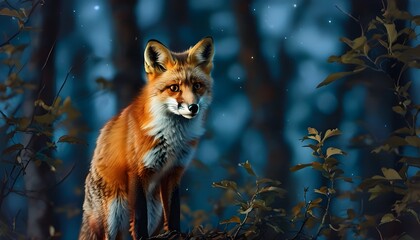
[{"left": 142, "top": 111, "right": 205, "bottom": 171}]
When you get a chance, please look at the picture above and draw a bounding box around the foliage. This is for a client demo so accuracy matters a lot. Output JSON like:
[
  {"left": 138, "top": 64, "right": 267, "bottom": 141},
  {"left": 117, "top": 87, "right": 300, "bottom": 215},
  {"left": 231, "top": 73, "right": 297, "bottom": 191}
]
[
  {"left": 118, "top": 1, "right": 420, "bottom": 239},
  {"left": 317, "top": 0, "right": 420, "bottom": 239},
  {"left": 1, "top": 0, "right": 419, "bottom": 239},
  {"left": 211, "top": 1, "right": 420, "bottom": 239},
  {"left": 212, "top": 161, "right": 287, "bottom": 239},
  {"left": 317, "top": 0, "right": 420, "bottom": 88},
  {"left": 289, "top": 128, "right": 352, "bottom": 239},
  {"left": 0, "top": 0, "right": 84, "bottom": 238}
]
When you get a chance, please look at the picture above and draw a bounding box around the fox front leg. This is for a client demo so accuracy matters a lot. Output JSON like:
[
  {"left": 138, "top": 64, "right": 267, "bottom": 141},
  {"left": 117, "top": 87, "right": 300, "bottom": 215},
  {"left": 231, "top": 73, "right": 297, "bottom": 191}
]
[
  {"left": 160, "top": 166, "right": 184, "bottom": 232},
  {"left": 129, "top": 176, "right": 149, "bottom": 240},
  {"left": 168, "top": 186, "right": 180, "bottom": 231},
  {"left": 135, "top": 187, "right": 148, "bottom": 239}
]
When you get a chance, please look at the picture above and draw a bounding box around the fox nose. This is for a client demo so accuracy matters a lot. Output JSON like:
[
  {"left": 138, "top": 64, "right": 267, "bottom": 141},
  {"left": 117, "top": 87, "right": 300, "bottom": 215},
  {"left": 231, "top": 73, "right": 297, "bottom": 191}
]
[{"left": 188, "top": 104, "right": 199, "bottom": 114}]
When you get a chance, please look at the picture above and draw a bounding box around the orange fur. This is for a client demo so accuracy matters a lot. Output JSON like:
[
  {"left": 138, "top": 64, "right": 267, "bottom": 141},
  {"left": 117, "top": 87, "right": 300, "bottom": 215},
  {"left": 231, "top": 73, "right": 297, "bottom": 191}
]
[{"left": 79, "top": 37, "right": 214, "bottom": 240}]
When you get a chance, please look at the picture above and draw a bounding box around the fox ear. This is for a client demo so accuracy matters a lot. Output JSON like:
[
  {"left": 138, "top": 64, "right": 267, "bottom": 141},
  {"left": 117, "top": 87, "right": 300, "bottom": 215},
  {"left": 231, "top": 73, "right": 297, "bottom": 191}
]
[
  {"left": 188, "top": 37, "right": 214, "bottom": 73},
  {"left": 144, "top": 40, "right": 174, "bottom": 74}
]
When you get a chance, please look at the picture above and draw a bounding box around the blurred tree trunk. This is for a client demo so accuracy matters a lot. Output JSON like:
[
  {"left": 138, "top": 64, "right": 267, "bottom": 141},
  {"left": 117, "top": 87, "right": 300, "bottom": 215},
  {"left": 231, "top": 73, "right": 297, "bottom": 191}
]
[
  {"left": 166, "top": 0, "right": 189, "bottom": 50},
  {"left": 233, "top": 0, "right": 291, "bottom": 190},
  {"left": 24, "top": 0, "right": 61, "bottom": 238},
  {"left": 109, "top": 0, "right": 143, "bottom": 108}
]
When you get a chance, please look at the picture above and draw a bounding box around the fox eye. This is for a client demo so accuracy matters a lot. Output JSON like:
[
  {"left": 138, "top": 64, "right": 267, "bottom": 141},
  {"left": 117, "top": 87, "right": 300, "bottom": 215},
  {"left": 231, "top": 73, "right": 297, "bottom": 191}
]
[
  {"left": 169, "top": 84, "right": 180, "bottom": 92},
  {"left": 193, "top": 82, "right": 202, "bottom": 91}
]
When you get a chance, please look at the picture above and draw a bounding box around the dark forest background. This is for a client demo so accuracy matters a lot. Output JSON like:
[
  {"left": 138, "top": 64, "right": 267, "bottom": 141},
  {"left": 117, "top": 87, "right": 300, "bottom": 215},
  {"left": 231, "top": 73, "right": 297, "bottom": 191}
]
[{"left": 1, "top": 0, "right": 420, "bottom": 239}]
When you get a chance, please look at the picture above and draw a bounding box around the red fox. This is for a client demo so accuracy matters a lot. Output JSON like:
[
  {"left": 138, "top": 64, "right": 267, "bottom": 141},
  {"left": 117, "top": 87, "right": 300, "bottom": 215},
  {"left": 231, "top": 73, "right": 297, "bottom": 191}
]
[{"left": 79, "top": 37, "right": 214, "bottom": 239}]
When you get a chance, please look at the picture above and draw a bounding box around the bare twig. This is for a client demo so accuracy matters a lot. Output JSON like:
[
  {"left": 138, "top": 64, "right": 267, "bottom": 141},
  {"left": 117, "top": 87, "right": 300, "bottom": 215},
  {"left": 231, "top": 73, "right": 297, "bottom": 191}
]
[
  {"left": 233, "top": 209, "right": 250, "bottom": 240},
  {"left": 335, "top": 5, "right": 364, "bottom": 36},
  {"left": 41, "top": 39, "right": 56, "bottom": 71},
  {"left": 380, "top": 0, "right": 386, "bottom": 11},
  {"left": 314, "top": 181, "right": 334, "bottom": 239},
  {"left": 4, "top": 0, "right": 18, "bottom": 11},
  {"left": 53, "top": 57, "right": 88, "bottom": 105},
  {"left": 290, "top": 187, "right": 310, "bottom": 240},
  {"left": 0, "top": 0, "right": 42, "bottom": 47},
  {"left": 376, "top": 226, "right": 384, "bottom": 240},
  {"left": 1, "top": 54, "right": 87, "bottom": 208},
  {"left": 232, "top": 182, "right": 260, "bottom": 239}
]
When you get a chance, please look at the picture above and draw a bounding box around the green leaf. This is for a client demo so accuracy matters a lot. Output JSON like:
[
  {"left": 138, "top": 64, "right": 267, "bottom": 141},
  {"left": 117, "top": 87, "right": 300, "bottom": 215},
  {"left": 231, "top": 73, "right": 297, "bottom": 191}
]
[
  {"left": 413, "top": 15, "right": 420, "bottom": 25},
  {"left": 337, "top": 176, "right": 354, "bottom": 183},
  {"left": 317, "top": 67, "right": 366, "bottom": 88},
  {"left": 307, "top": 127, "right": 318, "bottom": 135},
  {"left": 322, "top": 128, "right": 341, "bottom": 142},
  {"left": 361, "top": 177, "right": 387, "bottom": 190},
  {"left": 380, "top": 213, "right": 396, "bottom": 225},
  {"left": 314, "top": 186, "right": 328, "bottom": 195},
  {"left": 2, "top": 143, "right": 24, "bottom": 155},
  {"left": 372, "top": 136, "right": 407, "bottom": 153},
  {"left": 256, "top": 178, "right": 281, "bottom": 186},
  {"left": 306, "top": 135, "right": 321, "bottom": 143},
  {"left": 383, "top": 0, "right": 412, "bottom": 20},
  {"left": 60, "top": 97, "right": 80, "bottom": 121},
  {"left": 324, "top": 157, "right": 339, "bottom": 166},
  {"left": 394, "top": 127, "right": 412, "bottom": 135},
  {"left": 259, "top": 186, "right": 287, "bottom": 197},
  {"left": 381, "top": 168, "right": 402, "bottom": 180},
  {"left": 57, "top": 135, "right": 86, "bottom": 145},
  {"left": 0, "top": 44, "right": 28, "bottom": 55},
  {"left": 290, "top": 163, "right": 312, "bottom": 172},
  {"left": 310, "top": 197, "right": 323, "bottom": 205},
  {"left": 292, "top": 201, "right": 305, "bottom": 217},
  {"left": 326, "top": 147, "right": 345, "bottom": 158},
  {"left": 252, "top": 199, "right": 271, "bottom": 211},
  {"left": 341, "top": 51, "right": 366, "bottom": 65},
  {"left": 340, "top": 36, "right": 366, "bottom": 50},
  {"left": 353, "top": 36, "right": 367, "bottom": 50},
  {"left": 238, "top": 160, "right": 256, "bottom": 176},
  {"left": 368, "top": 19, "right": 379, "bottom": 31},
  {"left": 311, "top": 161, "right": 323, "bottom": 171},
  {"left": 96, "top": 77, "right": 113, "bottom": 89},
  {"left": 303, "top": 144, "right": 319, "bottom": 152},
  {"left": 392, "top": 105, "right": 406, "bottom": 115},
  {"left": 327, "top": 55, "right": 341, "bottom": 63},
  {"left": 220, "top": 216, "right": 241, "bottom": 225},
  {"left": 0, "top": 8, "right": 25, "bottom": 19},
  {"left": 399, "top": 157, "right": 420, "bottom": 168},
  {"left": 212, "top": 180, "right": 238, "bottom": 191},
  {"left": 17, "top": 117, "right": 31, "bottom": 131},
  {"left": 34, "top": 113, "right": 57, "bottom": 125},
  {"left": 368, "top": 185, "right": 385, "bottom": 201},
  {"left": 34, "top": 99, "right": 53, "bottom": 111},
  {"left": 405, "top": 136, "right": 420, "bottom": 148},
  {"left": 363, "top": 41, "right": 370, "bottom": 56},
  {"left": 384, "top": 23, "right": 398, "bottom": 45},
  {"left": 406, "top": 209, "right": 420, "bottom": 224}
]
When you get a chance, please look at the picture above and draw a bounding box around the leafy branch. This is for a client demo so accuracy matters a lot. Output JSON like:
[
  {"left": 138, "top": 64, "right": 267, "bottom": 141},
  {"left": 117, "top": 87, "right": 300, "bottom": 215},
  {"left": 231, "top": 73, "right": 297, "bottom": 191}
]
[
  {"left": 290, "top": 128, "right": 349, "bottom": 239},
  {"left": 213, "top": 161, "right": 287, "bottom": 239},
  {"left": 317, "top": 0, "right": 420, "bottom": 238}
]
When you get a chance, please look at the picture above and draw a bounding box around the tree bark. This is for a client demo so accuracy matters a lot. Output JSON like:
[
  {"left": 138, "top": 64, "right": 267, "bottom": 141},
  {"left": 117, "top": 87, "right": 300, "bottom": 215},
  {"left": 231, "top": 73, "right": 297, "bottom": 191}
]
[
  {"left": 109, "top": 0, "right": 143, "bottom": 108},
  {"left": 232, "top": 0, "right": 291, "bottom": 188}
]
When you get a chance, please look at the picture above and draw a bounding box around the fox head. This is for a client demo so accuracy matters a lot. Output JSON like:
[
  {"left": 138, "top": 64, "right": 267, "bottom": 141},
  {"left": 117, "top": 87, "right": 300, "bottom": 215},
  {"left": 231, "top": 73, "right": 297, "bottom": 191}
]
[{"left": 144, "top": 37, "right": 214, "bottom": 119}]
